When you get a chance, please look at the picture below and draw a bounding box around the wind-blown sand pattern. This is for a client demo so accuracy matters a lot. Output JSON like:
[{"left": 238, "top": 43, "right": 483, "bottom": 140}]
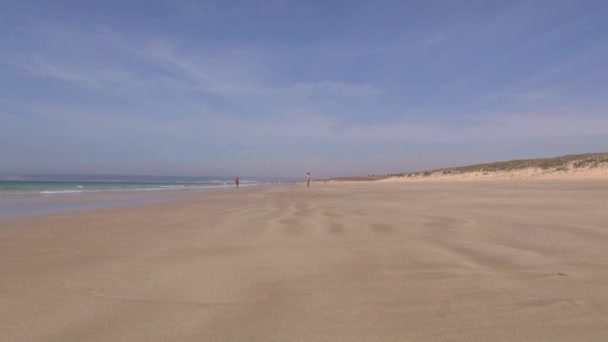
[{"left": 1, "top": 181, "right": 608, "bottom": 341}]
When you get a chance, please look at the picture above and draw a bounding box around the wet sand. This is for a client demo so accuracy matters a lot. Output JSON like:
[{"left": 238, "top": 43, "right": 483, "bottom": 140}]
[{"left": 1, "top": 181, "right": 608, "bottom": 341}]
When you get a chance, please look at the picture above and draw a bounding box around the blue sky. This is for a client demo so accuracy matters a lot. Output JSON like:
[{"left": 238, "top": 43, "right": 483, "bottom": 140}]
[{"left": 1, "top": 0, "right": 607, "bottom": 177}]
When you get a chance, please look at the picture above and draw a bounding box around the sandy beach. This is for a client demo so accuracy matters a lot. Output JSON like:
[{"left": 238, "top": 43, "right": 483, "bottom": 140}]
[{"left": 1, "top": 181, "right": 608, "bottom": 341}]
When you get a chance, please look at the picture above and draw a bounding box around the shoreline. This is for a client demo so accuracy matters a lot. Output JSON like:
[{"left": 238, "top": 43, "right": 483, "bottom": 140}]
[
  {"left": 0, "top": 185, "right": 262, "bottom": 221},
  {"left": 3, "top": 172, "right": 605, "bottom": 220}
]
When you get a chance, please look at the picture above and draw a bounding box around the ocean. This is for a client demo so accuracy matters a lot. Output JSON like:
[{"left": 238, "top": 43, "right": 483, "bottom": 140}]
[
  {"left": 0, "top": 174, "right": 274, "bottom": 196},
  {"left": 0, "top": 175, "right": 296, "bottom": 219}
]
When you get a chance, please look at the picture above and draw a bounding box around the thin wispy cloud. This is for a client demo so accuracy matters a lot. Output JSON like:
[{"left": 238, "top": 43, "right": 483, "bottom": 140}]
[
  {"left": 20, "top": 56, "right": 148, "bottom": 91},
  {"left": 423, "top": 33, "right": 446, "bottom": 46}
]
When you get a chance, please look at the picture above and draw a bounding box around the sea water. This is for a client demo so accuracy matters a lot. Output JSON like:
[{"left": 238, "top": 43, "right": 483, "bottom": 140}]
[
  {"left": 0, "top": 176, "right": 277, "bottom": 219},
  {"left": 0, "top": 178, "right": 257, "bottom": 196}
]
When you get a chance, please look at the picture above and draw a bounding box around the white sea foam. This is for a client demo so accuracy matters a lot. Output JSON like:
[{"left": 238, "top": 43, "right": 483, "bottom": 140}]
[{"left": 40, "top": 190, "right": 84, "bottom": 194}]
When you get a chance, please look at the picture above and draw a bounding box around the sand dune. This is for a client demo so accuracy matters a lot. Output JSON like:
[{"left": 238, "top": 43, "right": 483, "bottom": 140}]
[
  {"left": 378, "top": 153, "right": 608, "bottom": 182},
  {"left": 379, "top": 166, "right": 608, "bottom": 182},
  {"left": 1, "top": 181, "right": 608, "bottom": 341}
]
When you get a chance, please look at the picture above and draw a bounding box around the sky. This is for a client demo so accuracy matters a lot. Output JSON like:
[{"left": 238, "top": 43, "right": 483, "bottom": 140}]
[{"left": 1, "top": 0, "right": 608, "bottom": 177}]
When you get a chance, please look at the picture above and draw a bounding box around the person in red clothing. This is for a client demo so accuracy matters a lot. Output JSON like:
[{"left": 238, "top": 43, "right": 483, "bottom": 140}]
[{"left": 235, "top": 176, "right": 239, "bottom": 188}]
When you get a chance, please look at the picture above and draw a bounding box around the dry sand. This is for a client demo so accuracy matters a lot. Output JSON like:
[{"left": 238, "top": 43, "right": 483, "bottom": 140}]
[{"left": 1, "top": 181, "right": 608, "bottom": 341}]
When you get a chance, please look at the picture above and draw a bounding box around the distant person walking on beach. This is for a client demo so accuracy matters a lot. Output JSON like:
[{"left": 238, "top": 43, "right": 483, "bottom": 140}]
[
  {"left": 235, "top": 176, "right": 239, "bottom": 188},
  {"left": 306, "top": 172, "right": 311, "bottom": 188}
]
